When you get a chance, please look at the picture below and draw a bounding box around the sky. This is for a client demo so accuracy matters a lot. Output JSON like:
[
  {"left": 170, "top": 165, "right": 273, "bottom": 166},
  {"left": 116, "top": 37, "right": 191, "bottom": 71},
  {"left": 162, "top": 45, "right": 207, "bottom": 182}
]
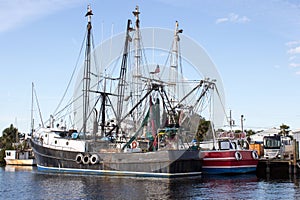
[{"left": 1, "top": 0, "right": 300, "bottom": 134}]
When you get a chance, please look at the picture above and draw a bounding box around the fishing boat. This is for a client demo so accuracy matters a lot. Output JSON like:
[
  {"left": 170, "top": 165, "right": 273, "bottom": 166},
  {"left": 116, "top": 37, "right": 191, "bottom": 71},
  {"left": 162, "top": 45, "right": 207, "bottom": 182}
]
[
  {"left": 4, "top": 131, "right": 36, "bottom": 166},
  {"left": 30, "top": 6, "right": 210, "bottom": 178},
  {"left": 200, "top": 139, "right": 259, "bottom": 174},
  {"left": 199, "top": 111, "right": 259, "bottom": 174},
  {"left": 4, "top": 149, "right": 36, "bottom": 166}
]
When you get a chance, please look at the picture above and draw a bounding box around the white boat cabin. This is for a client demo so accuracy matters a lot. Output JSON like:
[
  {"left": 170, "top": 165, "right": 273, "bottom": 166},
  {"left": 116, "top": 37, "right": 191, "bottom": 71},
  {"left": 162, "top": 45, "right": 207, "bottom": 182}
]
[
  {"left": 5, "top": 150, "right": 30, "bottom": 160},
  {"left": 200, "top": 138, "right": 249, "bottom": 150}
]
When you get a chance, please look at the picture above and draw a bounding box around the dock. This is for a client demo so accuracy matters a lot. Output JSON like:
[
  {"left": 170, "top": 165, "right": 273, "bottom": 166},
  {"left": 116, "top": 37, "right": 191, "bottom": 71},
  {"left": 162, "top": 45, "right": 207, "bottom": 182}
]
[
  {"left": 256, "top": 159, "right": 298, "bottom": 178},
  {"left": 256, "top": 139, "right": 299, "bottom": 178}
]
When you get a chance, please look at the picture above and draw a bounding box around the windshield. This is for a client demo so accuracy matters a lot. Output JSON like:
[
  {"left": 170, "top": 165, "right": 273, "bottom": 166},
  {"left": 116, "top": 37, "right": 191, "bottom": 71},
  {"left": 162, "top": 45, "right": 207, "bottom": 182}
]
[{"left": 263, "top": 137, "right": 281, "bottom": 149}]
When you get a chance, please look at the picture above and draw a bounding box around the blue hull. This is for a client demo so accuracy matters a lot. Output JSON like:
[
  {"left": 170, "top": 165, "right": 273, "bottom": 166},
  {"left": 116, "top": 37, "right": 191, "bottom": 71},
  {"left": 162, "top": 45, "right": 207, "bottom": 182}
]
[
  {"left": 37, "top": 165, "right": 202, "bottom": 178},
  {"left": 202, "top": 167, "right": 256, "bottom": 174}
]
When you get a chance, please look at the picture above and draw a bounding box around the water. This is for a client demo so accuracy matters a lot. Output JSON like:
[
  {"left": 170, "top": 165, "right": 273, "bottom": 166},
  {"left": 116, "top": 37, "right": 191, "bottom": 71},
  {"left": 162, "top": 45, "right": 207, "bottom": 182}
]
[{"left": 1, "top": 166, "right": 300, "bottom": 200}]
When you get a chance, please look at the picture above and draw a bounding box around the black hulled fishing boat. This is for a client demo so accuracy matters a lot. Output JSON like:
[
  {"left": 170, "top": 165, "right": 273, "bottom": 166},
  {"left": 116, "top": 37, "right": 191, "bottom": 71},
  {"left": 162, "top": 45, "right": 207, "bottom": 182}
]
[{"left": 31, "top": 5, "right": 206, "bottom": 178}]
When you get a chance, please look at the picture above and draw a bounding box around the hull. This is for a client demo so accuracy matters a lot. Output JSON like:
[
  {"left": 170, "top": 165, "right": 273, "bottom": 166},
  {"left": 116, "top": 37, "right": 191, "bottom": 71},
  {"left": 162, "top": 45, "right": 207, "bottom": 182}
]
[
  {"left": 4, "top": 158, "right": 36, "bottom": 166},
  {"left": 31, "top": 139, "right": 202, "bottom": 178},
  {"left": 200, "top": 150, "right": 259, "bottom": 174}
]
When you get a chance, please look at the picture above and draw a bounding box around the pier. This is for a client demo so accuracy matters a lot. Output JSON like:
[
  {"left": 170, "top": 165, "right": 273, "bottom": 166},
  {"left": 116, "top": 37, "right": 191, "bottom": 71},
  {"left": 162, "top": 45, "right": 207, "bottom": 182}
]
[
  {"left": 256, "top": 159, "right": 298, "bottom": 178},
  {"left": 256, "top": 139, "right": 299, "bottom": 178}
]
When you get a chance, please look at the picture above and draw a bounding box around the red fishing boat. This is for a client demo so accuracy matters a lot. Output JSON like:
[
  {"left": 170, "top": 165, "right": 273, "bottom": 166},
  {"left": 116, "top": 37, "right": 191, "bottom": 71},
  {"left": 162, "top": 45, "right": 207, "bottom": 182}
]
[
  {"left": 200, "top": 137, "right": 259, "bottom": 174},
  {"left": 201, "top": 128, "right": 259, "bottom": 174},
  {"left": 193, "top": 79, "right": 259, "bottom": 174}
]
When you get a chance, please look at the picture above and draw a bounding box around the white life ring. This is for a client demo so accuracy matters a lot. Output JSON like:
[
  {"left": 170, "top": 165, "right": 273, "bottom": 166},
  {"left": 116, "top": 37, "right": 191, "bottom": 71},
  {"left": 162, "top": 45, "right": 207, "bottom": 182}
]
[
  {"left": 252, "top": 150, "right": 259, "bottom": 160},
  {"left": 75, "top": 153, "right": 83, "bottom": 164},
  {"left": 132, "top": 141, "right": 137, "bottom": 149},
  {"left": 235, "top": 151, "right": 242, "bottom": 160},
  {"left": 90, "top": 154, "right": 99, "bottom": 165},
  {"left": 82, "top": 154, "right": 90, "bottom": 165}
]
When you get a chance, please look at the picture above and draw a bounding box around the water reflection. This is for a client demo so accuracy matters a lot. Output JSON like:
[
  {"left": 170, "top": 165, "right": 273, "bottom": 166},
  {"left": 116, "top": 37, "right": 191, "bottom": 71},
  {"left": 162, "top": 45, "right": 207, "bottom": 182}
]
[
  {"left": 3, "top": 170, "right": 266, "bottom": 199},
  {"left": 4, "top": 165, "right": 34, "bottom": 172},
  {"left": 30, "top": 173, "right": 259, "bottom": 200},
  {"left": 192, "top": 174, "right": 259, "bottom": 199},
  {"left": 31, "top": 172, "right": 189, "bottom": 199},
  {"left": 2, "top": 167, "right": 300, "bottom": 199}
]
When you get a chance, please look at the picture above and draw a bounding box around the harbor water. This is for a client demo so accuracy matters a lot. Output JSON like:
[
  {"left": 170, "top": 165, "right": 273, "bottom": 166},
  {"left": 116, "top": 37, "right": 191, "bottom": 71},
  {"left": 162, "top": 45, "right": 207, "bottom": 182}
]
[{"left": 1, "top": 166, "right": 300, "bottom": 199}]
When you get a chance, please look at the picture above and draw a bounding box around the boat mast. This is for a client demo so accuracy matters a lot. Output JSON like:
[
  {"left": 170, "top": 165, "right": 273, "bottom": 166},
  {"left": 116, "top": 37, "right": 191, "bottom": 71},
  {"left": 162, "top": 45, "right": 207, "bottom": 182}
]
[
  {"left": 82, "top": 5, "right": 93, "bottom": 138},
  {"left": 229, "top": 110, "right": 234, "bottom": 132},
  {"left": 133, "top": 6, "right": 141, "bottom": 78},
  {"left": 169, "top": 21, "right": 182, "bottom": 107},
  {"left": 30, "top": 82, "right": 34, "bottom": 135},
  {"left": 133, "top": 6, "right": 141, "bottom": 131},
  {"left": 116, "top": 19, "right": 133, "bottom": 133}
]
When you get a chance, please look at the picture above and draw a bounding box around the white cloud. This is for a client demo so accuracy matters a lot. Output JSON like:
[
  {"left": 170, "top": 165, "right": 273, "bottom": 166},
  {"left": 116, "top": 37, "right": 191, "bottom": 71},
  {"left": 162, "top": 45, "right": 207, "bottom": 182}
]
[
  {"left": 215, "top": 18, "right": 228, "bottom": 24},
  {"left": 0, "top": 0, "right": 82, "bottom": 33},
  {"left": 215, "top": 13, "right": 250, "bottom": 24},
  {"left": 289, "top": 55, "right": 296, "bottom": 61},
  {"left": 274, "top": 65, "right": 280, "bottom": 69},
  {"left": 288, "top": 46, "right": 300, "bottom": 54},
  {"left": 290, "top": 63, "right": 300, "bottom": 68},
  {"left": 286, "top": 40, "right": 300, "bottom": 47}
]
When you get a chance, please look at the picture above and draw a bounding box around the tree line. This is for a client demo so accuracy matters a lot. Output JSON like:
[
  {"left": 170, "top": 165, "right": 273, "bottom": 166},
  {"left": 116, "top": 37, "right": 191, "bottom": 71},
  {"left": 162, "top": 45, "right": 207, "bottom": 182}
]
[{"left": 0, "top": 124, "right": 21, "bottom": 166}]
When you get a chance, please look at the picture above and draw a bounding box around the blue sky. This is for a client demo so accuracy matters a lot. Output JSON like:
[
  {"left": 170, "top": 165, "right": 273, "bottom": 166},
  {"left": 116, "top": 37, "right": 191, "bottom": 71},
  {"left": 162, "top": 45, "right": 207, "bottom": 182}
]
[{"left": 1, "top": 0, "right": 300, "bottom": 134}]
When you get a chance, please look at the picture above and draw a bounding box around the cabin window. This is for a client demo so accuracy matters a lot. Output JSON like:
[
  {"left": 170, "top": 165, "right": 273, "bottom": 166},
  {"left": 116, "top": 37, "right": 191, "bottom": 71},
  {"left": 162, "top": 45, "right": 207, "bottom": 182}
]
[
  {"left": 45, "top": 134, "right": 48, "bottom": 137},
  {"left": 55, "top": 140, "right": 57, "bottom": 144},
  {"left": 66, "top": 141, "right": 69, "bottom": 145},
  {"left": 219, "top": 141, "right": 230, "bottom": 150},
  {"left": 6, "top": 152, "right": 11, "bottom": 156}
]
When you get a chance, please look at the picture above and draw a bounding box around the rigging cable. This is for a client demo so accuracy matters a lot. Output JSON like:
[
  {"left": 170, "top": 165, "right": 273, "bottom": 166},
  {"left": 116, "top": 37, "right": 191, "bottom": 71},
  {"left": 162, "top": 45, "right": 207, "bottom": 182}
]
[
  {"left": 33, "top": 83, "right": 44, "bottom": 128},
  {"left": 214, "top": 83, "right": 230, "bottom": 126},
  {"left": 53, "top": 31, "right": 88, "bottom": 115}
]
